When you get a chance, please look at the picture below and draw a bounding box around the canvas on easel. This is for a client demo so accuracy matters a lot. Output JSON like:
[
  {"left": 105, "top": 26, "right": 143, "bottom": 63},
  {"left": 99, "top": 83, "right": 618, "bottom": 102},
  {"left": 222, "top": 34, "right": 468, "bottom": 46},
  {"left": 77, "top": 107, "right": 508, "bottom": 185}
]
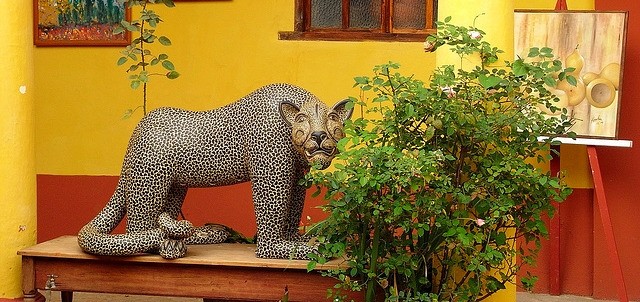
[{"left": 515, "top": 11, "right": 628, "bottom": 138}]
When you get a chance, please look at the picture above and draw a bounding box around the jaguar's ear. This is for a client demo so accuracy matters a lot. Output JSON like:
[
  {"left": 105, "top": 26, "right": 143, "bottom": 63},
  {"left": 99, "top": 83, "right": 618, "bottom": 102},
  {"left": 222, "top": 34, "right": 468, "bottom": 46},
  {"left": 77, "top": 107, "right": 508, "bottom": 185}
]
[
  {"left": 331, "top": 99, "right": 354, "bottom": 122},
  {"left": 279, "top": 101, "right": 300, "bottom": 126}
]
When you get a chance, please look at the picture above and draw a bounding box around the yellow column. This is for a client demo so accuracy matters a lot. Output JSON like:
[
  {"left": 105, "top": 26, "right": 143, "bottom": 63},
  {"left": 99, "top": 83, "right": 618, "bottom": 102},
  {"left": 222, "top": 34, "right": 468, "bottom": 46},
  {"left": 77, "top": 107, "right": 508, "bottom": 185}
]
[
  {"left": 0, "top": 0, "right": 36, "bottom": 300},
  {"left": 436, "top": 1, "right": 516, "bottom": 301},
  {"left": 436, "top": 0, "right": 514, "bottom": 69}
]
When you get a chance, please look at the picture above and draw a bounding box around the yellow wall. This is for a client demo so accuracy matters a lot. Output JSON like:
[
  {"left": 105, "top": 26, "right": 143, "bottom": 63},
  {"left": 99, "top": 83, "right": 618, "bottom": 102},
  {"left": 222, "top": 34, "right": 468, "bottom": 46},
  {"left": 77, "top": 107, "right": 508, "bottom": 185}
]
[
  {"left": 34, "top": 0, "right": 435, "bottom": 176},
  {"left": 35, "top": 0, "right": 596, "bottom": 186},
  {"left": 0, "top": 0, "right": 36, "bottom": 298}
]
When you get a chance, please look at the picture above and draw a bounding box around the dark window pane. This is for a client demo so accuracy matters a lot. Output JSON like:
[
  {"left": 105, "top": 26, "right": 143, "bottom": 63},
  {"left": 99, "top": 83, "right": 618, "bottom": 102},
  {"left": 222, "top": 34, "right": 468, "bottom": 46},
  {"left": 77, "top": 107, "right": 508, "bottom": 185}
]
[
  {"left": 393, "top": 0, "right": 426, "bottom": 29},
  {"left": 350, "top": 0, "right": 381, "bottom": 29},
  {"left": 311, "top": 0, "right": 342, "bottom": 28}
]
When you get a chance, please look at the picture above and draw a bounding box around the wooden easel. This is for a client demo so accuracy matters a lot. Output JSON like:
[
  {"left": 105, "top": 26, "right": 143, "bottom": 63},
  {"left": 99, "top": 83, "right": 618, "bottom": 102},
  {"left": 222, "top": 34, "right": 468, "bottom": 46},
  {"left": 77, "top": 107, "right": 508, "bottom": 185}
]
[
  {"left": 544, "top": 137, "right": 632, "bottom": 301},
  {"left": 545, "top": 1, "right": 629, "bottom": 298}
]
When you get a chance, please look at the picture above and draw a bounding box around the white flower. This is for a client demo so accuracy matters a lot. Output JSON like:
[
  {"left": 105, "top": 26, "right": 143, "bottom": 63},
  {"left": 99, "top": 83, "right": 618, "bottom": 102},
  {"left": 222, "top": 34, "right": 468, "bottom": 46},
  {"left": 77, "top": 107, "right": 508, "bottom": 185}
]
[
  {"left": 423, "top": 40, "right": 436, "bottom": 52},
  {"left": 441, "top": 86, "right": 456, "bottom": 98},
  {"left": 468, "top": 30, "right": 482, "bottom": 40},
  {"left": 476, "top": 218, "right": 486, "bottom": 226}
]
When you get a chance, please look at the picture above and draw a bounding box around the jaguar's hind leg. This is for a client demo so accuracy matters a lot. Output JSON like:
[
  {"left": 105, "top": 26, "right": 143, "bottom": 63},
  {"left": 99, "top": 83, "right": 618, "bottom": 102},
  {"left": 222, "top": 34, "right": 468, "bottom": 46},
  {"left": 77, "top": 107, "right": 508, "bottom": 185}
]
[
  {"left": 156, "top": 185, "right": 197, "bottom": 259},
  {"left": 157, "top": 212, "right": 193, "bottom": 259}
]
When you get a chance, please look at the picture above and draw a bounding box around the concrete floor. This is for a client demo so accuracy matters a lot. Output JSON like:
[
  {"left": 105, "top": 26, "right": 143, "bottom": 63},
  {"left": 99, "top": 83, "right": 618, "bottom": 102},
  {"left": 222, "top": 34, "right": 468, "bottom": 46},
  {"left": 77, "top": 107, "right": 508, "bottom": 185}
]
[
  {"left": 516, "top": 292, "right": 618, "bottom": 302},
  {"left": 38, "top": 291, "right": 622, "bottom": 302}
]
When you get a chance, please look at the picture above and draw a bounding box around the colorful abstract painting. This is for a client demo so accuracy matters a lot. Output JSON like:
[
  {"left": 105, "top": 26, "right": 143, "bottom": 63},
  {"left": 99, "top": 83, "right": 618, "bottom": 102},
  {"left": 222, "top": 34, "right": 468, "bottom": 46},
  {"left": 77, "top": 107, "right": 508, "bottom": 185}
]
[
  {"left": 515, "top": 11, "right": 628, "bottom": 138},
  {"left": 34, "top": 0, "right": 130, "bottom": 46}
]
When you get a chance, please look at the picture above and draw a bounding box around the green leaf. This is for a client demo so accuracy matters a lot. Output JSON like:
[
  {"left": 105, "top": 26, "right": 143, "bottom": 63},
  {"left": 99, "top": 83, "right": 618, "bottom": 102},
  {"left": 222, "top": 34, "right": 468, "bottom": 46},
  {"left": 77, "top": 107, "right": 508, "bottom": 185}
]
[
  {"left": 122, "top": 109, "right": 134, "bottom": 119},
  {"left": 117, "top": 57, "right": 128, "bottom": 66},
  {"left": 540, "top": 47, "right": 553, "bottom": 55},
  {"left": 538, "top": 176, "right": 547, "bottom": 185},
  {"left": 512, "top": 59, "right": 527, "bottom": 77},
  {"left": 121, "top": 20, "right": 138, "bottom": 32},
  {"left": 479, "top": 75, "right": 502, "bottom": 88},
  {"left": 306, "top": 261, "right": 317, "bottom": 272},
  {"left": 158, "top": 53, "right": 169, "bottom": 60},
  {"left": 130, "top": 80, "right": 141, "bottom": 89},
  {"left": 495, "top": 232, "right": 507, "bottom": 245},
  {"left": 162, "top": 60, "right": 176, "bottom": 71},
  {"left": 557, "top": 72, "right": 566, "bottom": 81},
  {"left": 405, "top": 103, "right": 415, "bottom": 116},
  {"left": 113, "top": 26, "right": 125, "bottom": 35},
  {"left": 354, "top": 76, "right": 369, "bottom": 85},
  {"left": 444, "top": 16, "right": 452, "bottom": 22},
  {"left": 393, "top": 206, "right": 403, "bottom": 216},
  {"left": 544, "top": 77, "right": 557, "bottom": 88},
  {"left": 143, "top": 34, "right": 156, "bottom": 43},
  {"left": 158, "top": 36, "right": 172, "bottom": 46},
  {"left": 424, "top": 126, "right": 435, "bottom": 141},
  {"left": 166, "top": 71, "right": 180, "bottom": 79}
]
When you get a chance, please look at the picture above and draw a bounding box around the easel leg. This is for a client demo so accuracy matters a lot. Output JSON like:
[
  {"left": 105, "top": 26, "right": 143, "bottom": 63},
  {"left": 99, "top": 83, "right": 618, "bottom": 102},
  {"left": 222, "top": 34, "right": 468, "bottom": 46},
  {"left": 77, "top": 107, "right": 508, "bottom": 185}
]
[
  {"left": 549, "top": 145, "right": 561, "bottom": 295},
  {"left": 61, "top": 291, "right": 74, "bottom": 302},
  {"left": 587, "top": 146, "right": 628, "bottom": 302}
]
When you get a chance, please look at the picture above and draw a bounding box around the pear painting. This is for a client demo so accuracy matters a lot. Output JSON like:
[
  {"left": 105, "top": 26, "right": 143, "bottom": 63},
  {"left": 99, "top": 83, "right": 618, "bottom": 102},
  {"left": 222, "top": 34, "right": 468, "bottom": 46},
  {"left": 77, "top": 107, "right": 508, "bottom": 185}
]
[{"left": 515, "top": 11, "right": 627, "bottom": 138}]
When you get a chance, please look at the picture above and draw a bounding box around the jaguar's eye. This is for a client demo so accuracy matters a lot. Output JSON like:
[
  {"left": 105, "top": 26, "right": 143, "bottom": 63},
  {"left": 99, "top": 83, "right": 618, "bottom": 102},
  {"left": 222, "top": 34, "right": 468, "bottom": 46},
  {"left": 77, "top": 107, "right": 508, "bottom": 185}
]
[
  {"left": 295, "top": 114, "right": 307, "bottom": 123},
  {"left": 328, "top": 113, "right": 340, "bottom": 122}
]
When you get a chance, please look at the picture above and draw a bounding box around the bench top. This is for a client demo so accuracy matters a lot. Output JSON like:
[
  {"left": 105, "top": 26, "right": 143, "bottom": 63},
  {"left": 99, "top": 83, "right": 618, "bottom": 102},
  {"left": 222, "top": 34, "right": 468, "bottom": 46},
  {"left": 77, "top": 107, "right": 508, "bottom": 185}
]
[{"left": 19, "top": 236, "right": 346, "bottom": 271}]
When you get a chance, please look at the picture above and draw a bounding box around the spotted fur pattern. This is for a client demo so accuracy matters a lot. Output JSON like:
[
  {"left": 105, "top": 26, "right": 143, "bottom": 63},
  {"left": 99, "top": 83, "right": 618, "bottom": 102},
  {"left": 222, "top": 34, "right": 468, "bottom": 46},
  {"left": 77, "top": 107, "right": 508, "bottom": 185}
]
[{"left": 77, "top": 84, "right": 352, "bottom": 259}]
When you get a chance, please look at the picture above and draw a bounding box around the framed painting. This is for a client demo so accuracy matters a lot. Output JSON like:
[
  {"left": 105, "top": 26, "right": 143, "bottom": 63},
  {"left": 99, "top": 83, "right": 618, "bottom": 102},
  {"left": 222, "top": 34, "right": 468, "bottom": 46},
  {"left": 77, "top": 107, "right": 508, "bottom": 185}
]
[
  {"left": 515, "top": 11, "right": 628, "bottom": 138},
  {"left": 34, "top": 0, "right": 130, "bottom": 46}
]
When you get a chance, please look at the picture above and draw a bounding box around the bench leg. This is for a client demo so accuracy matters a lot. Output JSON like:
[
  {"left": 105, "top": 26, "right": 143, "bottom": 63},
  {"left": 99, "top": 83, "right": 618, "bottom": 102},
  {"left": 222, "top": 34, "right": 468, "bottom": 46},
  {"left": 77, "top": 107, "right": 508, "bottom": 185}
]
[
  {"left": 61, "top": 291, "right": 73, "bottom": 302},
  {"left": 23, "top": 292, "right": 46, "bottom": 302}
]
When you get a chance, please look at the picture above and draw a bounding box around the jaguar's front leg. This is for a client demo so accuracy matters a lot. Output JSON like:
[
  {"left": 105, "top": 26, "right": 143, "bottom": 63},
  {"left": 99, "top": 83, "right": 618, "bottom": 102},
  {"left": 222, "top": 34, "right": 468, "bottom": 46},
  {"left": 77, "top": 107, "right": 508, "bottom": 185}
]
[
  {"left": 285, "top": 168, "right": 310, "bottom": 242},
  {"left": 251, "top": 177, "right": 317, "bottom": 260}
]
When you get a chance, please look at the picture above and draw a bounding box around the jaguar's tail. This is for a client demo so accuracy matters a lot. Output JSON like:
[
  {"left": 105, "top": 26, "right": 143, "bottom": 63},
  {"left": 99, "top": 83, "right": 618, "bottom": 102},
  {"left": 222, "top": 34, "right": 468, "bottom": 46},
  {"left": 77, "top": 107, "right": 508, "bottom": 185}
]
[
  {"left": 76, "top": 179, "right": 167, "bottom": 256},
  {"left": 76, "top": 179, "right": 226, "bottom": 258}
]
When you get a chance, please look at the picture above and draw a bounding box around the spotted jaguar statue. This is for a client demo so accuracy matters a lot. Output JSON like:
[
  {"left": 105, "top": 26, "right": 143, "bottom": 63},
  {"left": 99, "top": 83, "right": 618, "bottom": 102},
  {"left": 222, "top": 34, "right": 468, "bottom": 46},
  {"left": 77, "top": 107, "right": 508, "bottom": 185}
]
[{"left": 77, "top": 83, "right": 352, "bottom": 259}]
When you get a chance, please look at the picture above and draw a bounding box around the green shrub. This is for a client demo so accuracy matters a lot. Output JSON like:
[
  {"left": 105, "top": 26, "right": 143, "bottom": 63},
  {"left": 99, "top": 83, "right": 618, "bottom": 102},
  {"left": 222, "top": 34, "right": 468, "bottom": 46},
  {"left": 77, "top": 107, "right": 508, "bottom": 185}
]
[{"left": 306, "top": 19, "right": 575, "bottom": 302}]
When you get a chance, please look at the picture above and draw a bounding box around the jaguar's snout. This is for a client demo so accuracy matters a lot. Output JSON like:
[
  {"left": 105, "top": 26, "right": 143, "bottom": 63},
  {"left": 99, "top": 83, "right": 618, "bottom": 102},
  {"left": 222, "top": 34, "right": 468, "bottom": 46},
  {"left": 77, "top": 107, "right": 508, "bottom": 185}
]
[{"left": 310, "top": 131, "right": 328, "bottom": 146}]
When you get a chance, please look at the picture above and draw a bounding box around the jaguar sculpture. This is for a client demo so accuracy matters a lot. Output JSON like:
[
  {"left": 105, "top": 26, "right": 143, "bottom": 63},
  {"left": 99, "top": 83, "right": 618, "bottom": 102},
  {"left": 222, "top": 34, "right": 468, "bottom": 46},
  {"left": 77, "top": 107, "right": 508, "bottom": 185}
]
[{"left": 77, "top": 83, "right": 353, "bottom": 259}]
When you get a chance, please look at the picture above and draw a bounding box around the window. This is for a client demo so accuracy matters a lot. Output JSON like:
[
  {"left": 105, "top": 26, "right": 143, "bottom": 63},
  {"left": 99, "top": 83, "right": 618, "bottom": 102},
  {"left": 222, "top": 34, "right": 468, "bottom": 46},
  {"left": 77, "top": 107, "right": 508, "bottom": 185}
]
[{"left": 279, "top": 0, "right": 437, "bottom": 41}]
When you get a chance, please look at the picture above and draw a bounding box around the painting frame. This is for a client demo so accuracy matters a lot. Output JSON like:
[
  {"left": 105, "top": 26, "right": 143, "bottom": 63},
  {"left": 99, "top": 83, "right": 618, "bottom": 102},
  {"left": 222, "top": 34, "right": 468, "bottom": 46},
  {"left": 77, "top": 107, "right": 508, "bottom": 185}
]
[
  {"left": 514, "top": 10, "right": 628, "bottom": 139},
  {"left": 33, "top": 0, "right": 131, "bottom": 47}
]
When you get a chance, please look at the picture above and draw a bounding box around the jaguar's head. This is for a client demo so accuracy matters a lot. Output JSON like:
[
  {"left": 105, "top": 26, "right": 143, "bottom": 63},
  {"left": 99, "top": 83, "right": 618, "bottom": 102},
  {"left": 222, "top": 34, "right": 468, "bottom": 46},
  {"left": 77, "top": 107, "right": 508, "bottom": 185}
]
[{"left": 280, "top": 99, "right": 353, "bottom": 170}]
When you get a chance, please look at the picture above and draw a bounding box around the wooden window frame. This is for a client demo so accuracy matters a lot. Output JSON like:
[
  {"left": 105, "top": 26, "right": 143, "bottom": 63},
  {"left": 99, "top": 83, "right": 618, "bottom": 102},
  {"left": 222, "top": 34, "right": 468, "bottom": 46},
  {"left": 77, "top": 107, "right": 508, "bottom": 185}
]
[{"left": 279, "top": 0, "right": 436, "bottom": 42}]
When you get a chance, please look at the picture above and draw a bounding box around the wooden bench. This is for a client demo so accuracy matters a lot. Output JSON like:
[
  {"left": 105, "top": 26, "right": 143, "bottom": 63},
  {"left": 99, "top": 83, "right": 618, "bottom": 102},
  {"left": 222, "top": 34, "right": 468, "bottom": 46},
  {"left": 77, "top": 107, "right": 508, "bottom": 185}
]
[{"left": 19, "top": 236, "right": 351, "bottom": 302}]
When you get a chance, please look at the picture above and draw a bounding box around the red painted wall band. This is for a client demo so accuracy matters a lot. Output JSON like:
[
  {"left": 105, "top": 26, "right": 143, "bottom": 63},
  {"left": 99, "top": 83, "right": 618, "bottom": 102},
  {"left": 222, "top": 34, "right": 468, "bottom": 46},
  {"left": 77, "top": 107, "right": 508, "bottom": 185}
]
[{"left": 36, "top": 175, "right": 327, "bottom": 243}]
